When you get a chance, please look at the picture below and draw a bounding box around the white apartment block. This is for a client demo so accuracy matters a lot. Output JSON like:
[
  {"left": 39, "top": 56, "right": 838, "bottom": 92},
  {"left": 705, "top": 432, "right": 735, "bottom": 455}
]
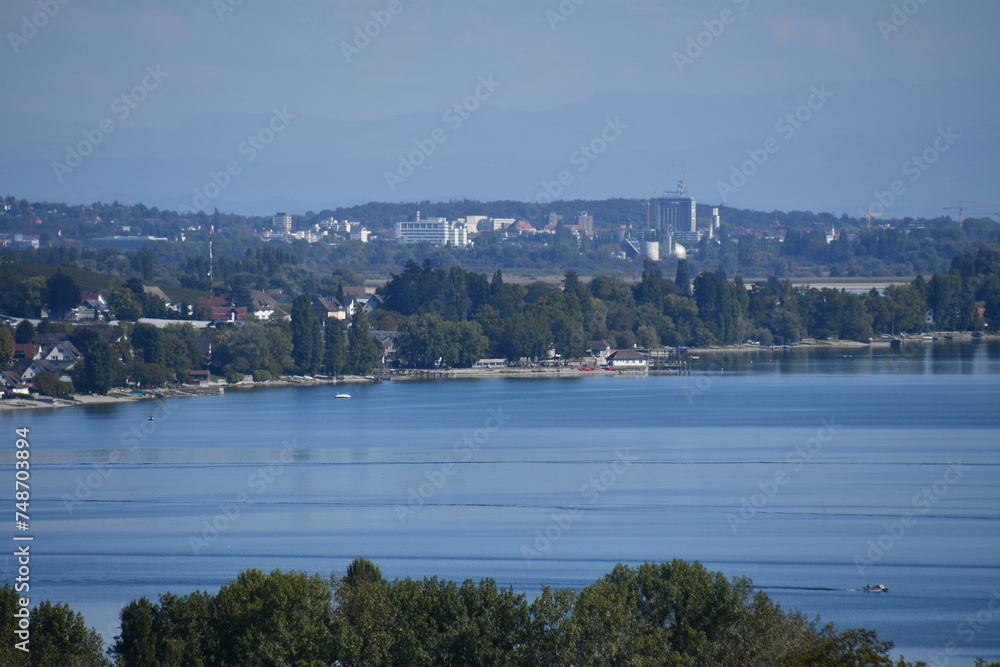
[{"left": 394, "top": 217, "right": 469, "bottom": 247}]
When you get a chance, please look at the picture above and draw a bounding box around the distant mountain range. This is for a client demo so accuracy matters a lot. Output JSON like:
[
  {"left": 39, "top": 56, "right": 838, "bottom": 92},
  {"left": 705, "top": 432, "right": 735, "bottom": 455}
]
[{"left": 1, "top": 75, "right": 996, "bottom": 219}]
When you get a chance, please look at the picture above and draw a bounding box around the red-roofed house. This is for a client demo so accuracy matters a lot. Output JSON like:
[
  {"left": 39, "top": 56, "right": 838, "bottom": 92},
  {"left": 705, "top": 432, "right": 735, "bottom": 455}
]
[
  {"left": 199, "top": 297, "right": 230, "bottom": 310},
  {"left": 509, "top": 220, "right": 536, "bottom": 234},
  {"left": 211, "top": 307, "right": 248, "bottom": 322},
  {"left": 14, "top": 343, "right": 41, "bottom": 361}
]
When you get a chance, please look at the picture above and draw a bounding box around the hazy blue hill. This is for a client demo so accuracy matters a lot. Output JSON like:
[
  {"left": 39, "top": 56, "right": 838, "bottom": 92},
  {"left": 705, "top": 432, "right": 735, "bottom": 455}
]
[{"left": 1, "top": 75, "right": 996, "bottom": 218}]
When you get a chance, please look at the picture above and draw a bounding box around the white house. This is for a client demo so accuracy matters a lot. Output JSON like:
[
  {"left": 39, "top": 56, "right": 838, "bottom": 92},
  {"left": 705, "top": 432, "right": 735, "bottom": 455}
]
[{"left": 606, "top": 350, "right": 648, "bottom": 370}]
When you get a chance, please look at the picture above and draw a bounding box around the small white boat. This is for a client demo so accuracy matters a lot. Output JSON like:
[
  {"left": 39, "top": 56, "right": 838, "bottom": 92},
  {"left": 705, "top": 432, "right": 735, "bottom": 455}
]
[
  {"left": 335, "top": 393, "right": 351, "bottom": 399},
  {"left": 863, "top": 584, "right": 889, "bottom": 593}
]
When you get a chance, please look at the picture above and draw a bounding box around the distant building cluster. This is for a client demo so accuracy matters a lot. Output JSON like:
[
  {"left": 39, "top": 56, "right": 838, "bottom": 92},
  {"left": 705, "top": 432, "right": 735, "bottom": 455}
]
[{"left": 0, "top": 234, "right": 40, "bottom": 249}]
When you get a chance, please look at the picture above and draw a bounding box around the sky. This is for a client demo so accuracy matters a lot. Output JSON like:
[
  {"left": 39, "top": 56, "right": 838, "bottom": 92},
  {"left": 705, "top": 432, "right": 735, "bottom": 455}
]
[{"left": 2, "top": 0, "right": 998, "bottom": 216}]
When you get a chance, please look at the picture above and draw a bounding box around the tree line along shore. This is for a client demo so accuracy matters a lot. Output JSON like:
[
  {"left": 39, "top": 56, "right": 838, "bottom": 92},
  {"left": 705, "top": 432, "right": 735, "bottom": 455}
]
[{"left": 1, "top": 245, "right": 998, "bottom": 407}]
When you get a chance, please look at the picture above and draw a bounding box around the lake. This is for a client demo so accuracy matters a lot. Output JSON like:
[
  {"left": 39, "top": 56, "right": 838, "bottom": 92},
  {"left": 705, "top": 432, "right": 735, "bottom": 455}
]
[{"left": 2, "top": 340, "right": 999, "bottom": 665}]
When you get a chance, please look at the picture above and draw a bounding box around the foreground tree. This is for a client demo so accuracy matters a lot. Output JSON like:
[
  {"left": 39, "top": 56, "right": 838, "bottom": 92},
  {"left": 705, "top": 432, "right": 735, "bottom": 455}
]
[
  {"left": 0, "top": 585, "right": 110, "bottom": 666},
  {"left": 290, "top": 293, "right": 323, "bottom": 374},
  {"left": 43, "top": 270, "right": 82, "bottom": 318},
  {"left": 108, "top": 558, "right": 938, "bottom": 666},
  {"left": 347, "top": 308, "right": 381, "bottom": 375},
  {"left": 73, "top": 340, "right": 120, "bottom": 394}
]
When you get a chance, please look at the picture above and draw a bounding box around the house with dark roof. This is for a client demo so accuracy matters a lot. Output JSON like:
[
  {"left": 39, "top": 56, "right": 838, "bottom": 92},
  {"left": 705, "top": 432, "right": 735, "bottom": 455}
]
[
  {"left": 14, "top": 343, "right": 41, "bottom": 361},
  {"left": 0, "top": 370, "right": 23, "bottom": 392},
  {"left": 249, "top": 290, "right": 290, "bottom": 321},
  {"left": 314, "top": 297, "right": 346, "bottom": 320},
  {"left": 143, "top": 286, "right": 181, "bottom": 314},
  {"left": 40, "top": 339, "right": 82, "bottom": 371},
  {"left": 199, "top": 296, "right": 231, "bottom": 310},
  {"left": 341, "top": 286, "right": 370, "bottom": 299},
  {"left": 73, "top": 293, "right": 109, "bottom": 321},
  {"left": 210, "top": 306, "right": 248, "bottom": 323},
  {"left": 371, "top": 330, "right": 399, "bottom": 366},
  {"left": 346, "top": 294, "right": 382, "bottom": 317},
  {"left": 17, "top": 359, "right": 63, "bottom": 382},
  {"left": 588, "top": 340, "right": 611, "bottom": 362},
  {"left": 606, "top": 349, "right": 648, "bottom": 370},
  {"left": 0, "top": 369, "right": 32, "bottom": 396}
]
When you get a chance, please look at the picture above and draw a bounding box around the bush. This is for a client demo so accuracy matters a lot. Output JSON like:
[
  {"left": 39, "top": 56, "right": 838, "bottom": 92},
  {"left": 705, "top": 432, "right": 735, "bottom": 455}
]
[
  {"left": 224, "top": 367, "right": 245, "bottom": 384},
  {"left": 34, "top": 371, "right": 74, "bottom": 398},
  {"left": 252, "top": 369, "right": 272, "bottom": 382},
  {"left": 755, "top": 328, "right": 775, "bottom": 347}
]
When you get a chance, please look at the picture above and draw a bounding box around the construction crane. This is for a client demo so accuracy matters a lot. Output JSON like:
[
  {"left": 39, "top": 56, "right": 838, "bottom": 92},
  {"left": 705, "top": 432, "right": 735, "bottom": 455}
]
[
  {"left": 643, "top": 163, "right": 676, "bottom": 230},
  {"left": 864, "top": 209, "right": 883, "bottom": 230},
  {"left": 943, "top": 202, "right": 1000, "bottom": 227}
]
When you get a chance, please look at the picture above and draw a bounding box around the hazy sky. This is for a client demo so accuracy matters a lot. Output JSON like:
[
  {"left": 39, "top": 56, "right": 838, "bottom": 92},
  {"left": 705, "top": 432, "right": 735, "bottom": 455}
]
[{"left": 4, "top": 0, "right": 998, "bottom": 129}]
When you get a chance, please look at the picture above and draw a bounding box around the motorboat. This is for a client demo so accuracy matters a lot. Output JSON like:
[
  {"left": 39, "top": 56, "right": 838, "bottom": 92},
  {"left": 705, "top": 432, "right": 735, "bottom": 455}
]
[
  {"left": 335, "top": 393, "right": 351, "bottom": 399},
  {"left": 863, "top": 584, "right": 889, "bottom": 593}
]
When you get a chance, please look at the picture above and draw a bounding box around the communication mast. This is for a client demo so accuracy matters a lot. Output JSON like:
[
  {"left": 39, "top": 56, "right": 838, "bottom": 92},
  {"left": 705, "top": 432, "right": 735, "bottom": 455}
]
[{"left": 208, "top": 225, "right": 214, "bottom": 284}]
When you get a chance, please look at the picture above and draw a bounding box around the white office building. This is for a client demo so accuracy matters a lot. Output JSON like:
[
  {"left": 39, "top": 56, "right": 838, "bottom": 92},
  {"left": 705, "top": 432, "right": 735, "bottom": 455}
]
[
  {"left": 274, "top": 213, "right": 293, "bottom": 234},
  {"left": 394, "top": 217, "right": 469, "bottom": 247}
]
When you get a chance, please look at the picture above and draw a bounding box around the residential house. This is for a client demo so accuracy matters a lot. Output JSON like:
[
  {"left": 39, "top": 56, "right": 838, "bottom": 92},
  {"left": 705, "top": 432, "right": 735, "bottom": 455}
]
[
  {"left": 143, "top": 286, "right": 181, "bottom": 314},
  {"left": 0, "top": 370, "right": 24, "bottom": 393},
  {"left": 506, "top": 220, "right": 536, "bottom": 235},
  {"left": 314, "top": 297, "right": 346, "bottom": 320},
  {"left": 249, "top": 290, "right": 290, "bottom": 321},
  {"left": 588, "top": 340, "right": 612, "bottom": 363},
  {"left": 73, "top": 293, "right": 109, "bottom": 321},
  {"left": 16, "top": 359, "right": 65, "bottom": 382},
  {"left": 40, "top": 339, "right": 82, "bottom": 372},
  {"left": 210, "top": 306, "right": 248, "bottom": 323},
  {"left": 198, "top": 296, "right": 230, "bottom": 310},
  {"left": 606, "top": 349, "right": 648, "bottom": 370},
  {"left": 189, "top": 334, "right": 213, "bottom": 363},
  {"left": 346, "top": 294, "right": 383, "bottom": 318},
  {"left": 341, "top": 286, "right": 371, "bottom": 299},
  {"left": 371, "top": 330, "right": 399, "bottom": 366},
  {"left": 13, "top": 343, "right": 41, "bottom": 361},
  {"left": 187, "top": 370, "right": 211, "bottom": 386}
]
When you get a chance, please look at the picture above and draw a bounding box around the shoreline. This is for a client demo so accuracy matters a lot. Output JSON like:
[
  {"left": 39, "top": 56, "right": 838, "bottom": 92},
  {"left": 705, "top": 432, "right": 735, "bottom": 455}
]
[{"left": 1, "top": 332, "right": 991, "bottom": 412}]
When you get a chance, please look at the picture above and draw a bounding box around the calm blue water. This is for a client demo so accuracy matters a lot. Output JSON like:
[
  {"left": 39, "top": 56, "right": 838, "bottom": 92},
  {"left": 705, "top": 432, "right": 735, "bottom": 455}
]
[{"left": 2, "top": 340, "right": 998, "bottom": 664}]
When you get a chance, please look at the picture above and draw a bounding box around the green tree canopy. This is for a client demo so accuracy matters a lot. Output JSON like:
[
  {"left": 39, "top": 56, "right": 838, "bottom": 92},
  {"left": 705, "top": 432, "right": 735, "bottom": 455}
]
[{"left": 44, "top": 270, "right": 82, "bottom": 316}]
